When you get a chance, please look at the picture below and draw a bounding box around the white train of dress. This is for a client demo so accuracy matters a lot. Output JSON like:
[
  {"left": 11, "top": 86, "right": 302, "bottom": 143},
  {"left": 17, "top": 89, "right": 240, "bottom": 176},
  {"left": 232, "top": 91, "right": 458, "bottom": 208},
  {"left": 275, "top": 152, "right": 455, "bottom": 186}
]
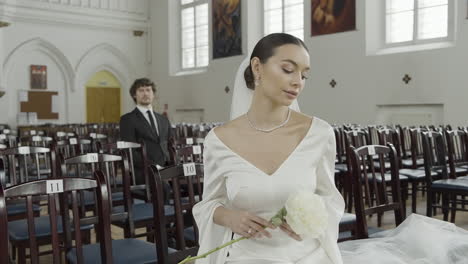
[
  {"left": 340, "top": 213, "right": 468, "bottom": 264},
  {"left": 193, "top": 117, "right": 345, "bottom": 264}
]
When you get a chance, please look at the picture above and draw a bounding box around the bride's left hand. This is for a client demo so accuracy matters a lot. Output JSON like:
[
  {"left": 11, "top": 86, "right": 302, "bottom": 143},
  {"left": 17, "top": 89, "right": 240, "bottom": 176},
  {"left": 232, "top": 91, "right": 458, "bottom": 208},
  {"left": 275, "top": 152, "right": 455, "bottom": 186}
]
[{"left": 279, "top": 222, "right": 302, "bottom": 241}]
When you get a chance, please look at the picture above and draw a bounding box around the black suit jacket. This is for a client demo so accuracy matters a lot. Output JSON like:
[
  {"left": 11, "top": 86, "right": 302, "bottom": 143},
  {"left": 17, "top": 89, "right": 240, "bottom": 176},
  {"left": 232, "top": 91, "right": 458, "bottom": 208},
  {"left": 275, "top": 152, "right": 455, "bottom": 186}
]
[{"left": 119, "top": 108, "right": 172, "bottom": 167}]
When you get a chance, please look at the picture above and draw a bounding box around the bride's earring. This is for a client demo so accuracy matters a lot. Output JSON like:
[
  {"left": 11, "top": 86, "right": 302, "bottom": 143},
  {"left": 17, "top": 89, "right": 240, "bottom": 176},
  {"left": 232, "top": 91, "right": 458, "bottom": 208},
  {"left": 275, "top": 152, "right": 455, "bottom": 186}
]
[{"left": 254, "top": 76, "right": 260, "bottom": 87}]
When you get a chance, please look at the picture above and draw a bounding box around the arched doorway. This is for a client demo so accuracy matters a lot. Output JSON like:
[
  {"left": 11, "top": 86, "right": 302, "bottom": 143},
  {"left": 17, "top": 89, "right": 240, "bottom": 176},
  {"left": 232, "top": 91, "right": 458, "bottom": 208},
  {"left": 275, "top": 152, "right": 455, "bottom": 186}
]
[{"left": 86, "top": 70, "right": 121, "bottom": 123}]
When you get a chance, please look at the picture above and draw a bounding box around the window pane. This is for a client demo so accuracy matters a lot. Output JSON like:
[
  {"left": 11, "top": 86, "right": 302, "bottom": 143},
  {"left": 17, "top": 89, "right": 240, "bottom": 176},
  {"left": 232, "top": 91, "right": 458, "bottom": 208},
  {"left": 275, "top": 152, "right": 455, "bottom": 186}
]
[
  {"left": 265, "top": 9, "right": 283, "bottom": 35},
  {"left": 386, "top": 11, "right": 414, "bottom": 43},
  {"left": 285, "top": 0, "right": 302, "bottom": 5},
  {"left": 181, "top": 0, "right": 194, "bottom": 5},
  {"left": 264, "top": 0, "right": 282, "bottom": 10},
  {"left": 196, "top": 46, "right": 209, "bottom": 67},
  {"left": 182, "top": 28, "right": 195, "bottom": 48},
  {"left": 284, "top": 4, "right": 303, "bottom": 31},
  {"left": 182, "top": 48, "right": 195, "bottom": 68},
  {"left": 181, "top": 7, "right": 194, "bottom": 29},
  {"left": 418, "top": 5, "right": 447, "bottom": 39},
  {"left": 418, "top": 0, "right": 447, "bottom": 8},
  {"left": 195, "top": 3, "right": 208, "bottom": 26},
  {"left": 386, "top": 0, "right": 414, "bottom": 13},
  {"left": 286, "top": 29, "right": 303, "bottom": 40},
  {"left": 196, "top": 25, "right": 208, "bottom": 46}
]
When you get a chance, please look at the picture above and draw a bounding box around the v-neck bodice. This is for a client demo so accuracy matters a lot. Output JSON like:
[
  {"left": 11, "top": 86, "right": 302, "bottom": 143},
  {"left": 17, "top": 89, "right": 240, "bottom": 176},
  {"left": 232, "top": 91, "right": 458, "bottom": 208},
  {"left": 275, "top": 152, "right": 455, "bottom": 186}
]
[{"left": 211, "top": 118, "right": 315, "bottom": 177}]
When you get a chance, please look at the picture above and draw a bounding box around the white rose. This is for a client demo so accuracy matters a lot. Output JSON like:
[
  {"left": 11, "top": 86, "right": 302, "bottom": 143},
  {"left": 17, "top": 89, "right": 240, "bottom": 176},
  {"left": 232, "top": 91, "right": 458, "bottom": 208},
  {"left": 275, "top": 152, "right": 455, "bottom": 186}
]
[{"left": 284, "top": 191, "right": 328, "bottom": 238}]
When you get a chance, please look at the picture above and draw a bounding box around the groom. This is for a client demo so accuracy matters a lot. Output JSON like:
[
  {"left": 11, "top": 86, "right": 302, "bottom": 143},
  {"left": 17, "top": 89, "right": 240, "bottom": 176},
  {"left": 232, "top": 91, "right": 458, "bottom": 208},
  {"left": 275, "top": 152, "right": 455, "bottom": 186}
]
[{"left": 120, "top": 78, "right": 172, "bottom": 184}]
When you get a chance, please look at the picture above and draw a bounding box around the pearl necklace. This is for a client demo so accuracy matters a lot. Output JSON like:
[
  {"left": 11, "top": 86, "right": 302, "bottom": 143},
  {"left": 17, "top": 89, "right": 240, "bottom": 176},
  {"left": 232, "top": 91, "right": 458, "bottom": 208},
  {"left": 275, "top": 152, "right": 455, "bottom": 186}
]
[{"left": 247, "top": 108, "right": 291, "bottom": 133}]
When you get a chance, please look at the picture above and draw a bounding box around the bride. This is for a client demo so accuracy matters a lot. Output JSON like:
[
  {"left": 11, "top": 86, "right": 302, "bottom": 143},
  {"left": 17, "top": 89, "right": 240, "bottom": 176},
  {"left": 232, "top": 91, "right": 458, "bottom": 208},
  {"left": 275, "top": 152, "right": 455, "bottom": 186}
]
[{"left": 193, "top": 33, "right": 345, "bottom": 264}]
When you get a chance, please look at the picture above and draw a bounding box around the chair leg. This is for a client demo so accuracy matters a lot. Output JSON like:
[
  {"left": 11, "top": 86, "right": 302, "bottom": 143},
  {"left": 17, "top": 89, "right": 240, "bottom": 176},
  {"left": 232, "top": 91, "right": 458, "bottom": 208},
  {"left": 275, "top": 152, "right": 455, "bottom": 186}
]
[
  {"left": 427, "top": 190, "right": 433, "bottom": 217},
  {"left": 442, "top": 193, "right": 449, "bottom": 221},
  {"left": 412, "top": 182, "right": 418, "bottom": 213},
  {"left": 18, "top": 247, "right": 26, "bottom": 264},
  {"left": 450, "top": 194, "right": 457, "bottom": 223},
  {"left": 146, "top": 224, "right": 154, "bottom": 243}
]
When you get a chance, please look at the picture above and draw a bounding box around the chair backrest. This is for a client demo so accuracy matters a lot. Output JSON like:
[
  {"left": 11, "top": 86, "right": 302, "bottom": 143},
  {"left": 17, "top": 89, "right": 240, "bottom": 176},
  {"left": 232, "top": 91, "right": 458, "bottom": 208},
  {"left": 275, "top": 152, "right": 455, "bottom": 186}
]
[
  {"left": 377, "top": 128, "right": 402, "bottom": 167},
  {"left": 408, "top": 128, "right": 427, "bottom": 168},
  {"left": 1, "top": 146, "right": 57, "bottom": 185},
  {"left": 0, "top": 175, "right": 112, "bottom": 264},
  {"left": 422, "top": 131, "right": 449, "bottom": 184},
  {"left": 445, "top": 130, "right": 468, "bottom": 179},
  {"left": 175, "top": 145, "right": 203, "bottom": 164},
  {"left": 149, "top": 163, "right": 203, "bottom": 263},
  {"left": 349, "top": 143, "right": 405, "bottom": 239}
]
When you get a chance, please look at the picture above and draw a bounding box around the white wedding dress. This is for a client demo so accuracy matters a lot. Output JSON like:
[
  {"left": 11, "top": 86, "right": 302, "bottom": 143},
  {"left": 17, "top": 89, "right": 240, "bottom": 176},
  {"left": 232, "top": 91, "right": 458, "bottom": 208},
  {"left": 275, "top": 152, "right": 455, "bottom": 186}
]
[{"left": 193, "top": 117, "right": 345, "bottom": 264}]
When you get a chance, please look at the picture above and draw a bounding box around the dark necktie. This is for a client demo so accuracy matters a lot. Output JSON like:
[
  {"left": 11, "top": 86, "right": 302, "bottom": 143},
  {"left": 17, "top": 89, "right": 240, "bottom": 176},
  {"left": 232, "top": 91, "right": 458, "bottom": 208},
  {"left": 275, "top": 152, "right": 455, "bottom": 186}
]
[{"left": 147, "top": 110, "right": 158, "bottom": 135}]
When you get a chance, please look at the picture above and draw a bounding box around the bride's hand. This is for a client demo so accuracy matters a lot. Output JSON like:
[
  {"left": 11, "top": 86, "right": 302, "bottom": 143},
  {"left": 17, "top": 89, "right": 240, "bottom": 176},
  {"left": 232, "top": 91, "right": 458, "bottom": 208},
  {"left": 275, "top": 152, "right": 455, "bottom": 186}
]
[
  {"left": 227, "top": 209, "right": 276, "bottom": 239},
  {"left": 279, "top": 222, "right": 302, "bottom": 241}
]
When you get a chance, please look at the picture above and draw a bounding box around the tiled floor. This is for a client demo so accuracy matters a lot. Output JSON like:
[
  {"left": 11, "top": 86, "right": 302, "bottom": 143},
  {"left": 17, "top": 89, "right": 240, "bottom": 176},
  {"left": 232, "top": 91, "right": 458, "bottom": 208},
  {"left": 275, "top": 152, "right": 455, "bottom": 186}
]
[{"left": 17, "top": 191, "right": 468, "bottom": 263}]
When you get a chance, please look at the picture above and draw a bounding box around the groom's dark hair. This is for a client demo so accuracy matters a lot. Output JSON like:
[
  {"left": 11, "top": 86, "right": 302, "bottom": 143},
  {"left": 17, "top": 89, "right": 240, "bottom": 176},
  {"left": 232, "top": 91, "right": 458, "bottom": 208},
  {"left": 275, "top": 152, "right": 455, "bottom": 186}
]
[{"left": 244, "top": 33, "right": 308, "bottom": 90}]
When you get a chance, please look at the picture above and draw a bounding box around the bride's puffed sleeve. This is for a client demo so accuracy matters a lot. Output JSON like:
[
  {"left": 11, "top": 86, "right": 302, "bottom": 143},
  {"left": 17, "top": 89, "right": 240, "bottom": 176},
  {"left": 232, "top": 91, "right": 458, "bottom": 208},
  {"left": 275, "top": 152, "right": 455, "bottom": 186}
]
[
  {"left": 193, "top": 131, "right": 231, "bottom": 264},
  {"left": 315, "top": 126, "right": 345, "bottom": 264}
]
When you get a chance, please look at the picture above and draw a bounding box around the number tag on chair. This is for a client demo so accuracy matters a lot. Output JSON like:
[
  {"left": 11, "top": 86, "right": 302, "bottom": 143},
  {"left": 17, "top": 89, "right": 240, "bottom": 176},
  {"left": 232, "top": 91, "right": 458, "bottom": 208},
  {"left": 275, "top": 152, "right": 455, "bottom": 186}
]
[
  {"left": 0, "top": 134, "right": 5, "bottom": 140},
  {"left": 18, "top": 147, "right": 30, "bottom": 155},
  {"left": 197, "top": 138, "right": 205, "bottom": 144},
  {"left": 186, "top": 138, "right": 194, "bottom": 145},
  {"left": 193, "top": 145, "right": 202, "bottom": 155},
  {"left": 30, "top": 130, "right": 36, "bottom": 135},
  {"left": 428, "top": 133, "right": 432, "bottom": 138},
  {"left": 57, "top": 132, "right": 65, "bottom": 137},
  {"left": 353, "top": 131, "right": 358, "bottom": 136},
  {"left": 368, "top": 146, "right": 376, "bottom": 155},
  {"left": 417, "top": 128, "right": 421, "bottom": 133},
  {"left": 117, "top": 141, "right": 125, "bottom": 148},
  {"left": 88, "top": 153, "right": 99, "bottom": 162},
  {"left": 3, "top": 129, "right": 10, "bottom": 134},
  {"left": 46, "top": 180, "right": 64, "bottom": 194},
  {"left": 69, "top": 138, "right": 78, "bottom": 145},
  {"left": 454, "top": 131, "right": 458, "bottom": 136},
  {"left": 32, "top": 136, "right": 41, "bottom": 141},
  {"left": 183, "top": 163, "right": 196, "bottom": 176},
  {"left": 199, "top": 126, "right": 205, "bottom": 132},
  {"left": 385, "top": 130, "right": 389, "bottom": 135},
  {"left": 90, "top": 133, "right": 96, "bottom": 138}
]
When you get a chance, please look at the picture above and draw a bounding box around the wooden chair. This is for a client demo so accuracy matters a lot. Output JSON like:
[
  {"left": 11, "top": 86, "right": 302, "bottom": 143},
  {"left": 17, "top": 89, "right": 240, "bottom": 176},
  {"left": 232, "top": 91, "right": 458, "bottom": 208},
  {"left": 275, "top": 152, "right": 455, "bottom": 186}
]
[
  {"left": 149, "top": 163, "right": 203, "bottom": 263},
  {"left": 0, "top": 176, "right": 108, "bottom": 264},
  {"left": 349, "top": 143, "right": 405, "bottom": 239},
  {"left": 423, "top": 131, "right": 468, "bottom": 223}
]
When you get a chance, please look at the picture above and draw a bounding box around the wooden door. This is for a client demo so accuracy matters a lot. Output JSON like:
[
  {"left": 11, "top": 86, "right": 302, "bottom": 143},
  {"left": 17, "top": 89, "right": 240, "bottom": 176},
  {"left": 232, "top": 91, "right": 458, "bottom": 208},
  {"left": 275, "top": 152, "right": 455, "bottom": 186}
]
[{"left": 86, "top": 87, "right": 121, "bottom": 123}]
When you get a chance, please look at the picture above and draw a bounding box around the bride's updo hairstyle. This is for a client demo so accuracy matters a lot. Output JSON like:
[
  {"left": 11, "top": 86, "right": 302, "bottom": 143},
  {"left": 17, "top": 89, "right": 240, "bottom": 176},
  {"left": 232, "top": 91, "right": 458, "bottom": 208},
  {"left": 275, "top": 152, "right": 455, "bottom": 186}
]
[{"left": 244, "top": 33, "right": 308, "bottom": 90}]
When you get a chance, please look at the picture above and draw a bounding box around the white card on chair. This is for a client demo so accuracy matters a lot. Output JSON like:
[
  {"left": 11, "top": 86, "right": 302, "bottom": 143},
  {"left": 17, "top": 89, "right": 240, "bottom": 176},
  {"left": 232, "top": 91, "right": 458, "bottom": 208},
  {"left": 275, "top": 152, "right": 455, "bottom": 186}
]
[
  {"left": 69, "top": 138, "right": 78, "bottom": 145},
  {"left": 186, "top": 138, "right": 194, "bottom": 145},
  {"left": 193, "top": 145, "right": 202, "bottom": 155},
  {"left": 368, "top": 146, "right": 376, "bottom": 155},
  {"left": 32, "top": 136, "right": 41, "bottom": 141},
  {"left": 46, "top": 180, "right": 64, "bottom": 194},
  {"left": 88, "top": 153, "right": 99, "bottom": 162},
  {"left": 0, "top": 134, "right": 6, "bottom": 140},
  {"left": 18, "top": 147, "right": 30, "bottom": 155},
  {"left": 353, "top": 131, "right": 358, "bottom": 136},
  {"left": 183, "top": 163, "right": 196, "bottom": 176},
  {"left": 117, "top": 141, "right": 125, "bottom": 149}
]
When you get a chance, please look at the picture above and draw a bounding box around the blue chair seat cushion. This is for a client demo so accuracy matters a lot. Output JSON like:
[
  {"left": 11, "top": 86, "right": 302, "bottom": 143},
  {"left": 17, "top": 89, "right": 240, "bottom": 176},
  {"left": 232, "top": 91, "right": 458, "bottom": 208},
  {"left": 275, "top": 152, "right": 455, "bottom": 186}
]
[
  {"left": 339, "top": 213, "right": 356, "bottom": 226},
  {"left": 431, "top": 179, "right": 468, "bottom": 192},
  {"left": 7, "top": 203, "right": 41, "bottom": 216},
  {"left": 79, "top": 191, "right": 124, "bottom": 206},
  {"left": 335, "top": 163, "right": 348, "bottom": 172},
  {"left": 363, "top": 173, "right": 408, "bottom": 182},
  {"left": 112, "top": 203, "right": 174, "bottom": 223},
  {"left": 66, "top": 238, "right": 177, "bottom": 264},
  {"left": 399, "top": 168, "right": 438, "bottom": 179},
  {"left": 9, "top": 215, "right": 93, "bottom": 241},
  {"left": 402, "top": 158, "right": 424, "bottom": 167}
]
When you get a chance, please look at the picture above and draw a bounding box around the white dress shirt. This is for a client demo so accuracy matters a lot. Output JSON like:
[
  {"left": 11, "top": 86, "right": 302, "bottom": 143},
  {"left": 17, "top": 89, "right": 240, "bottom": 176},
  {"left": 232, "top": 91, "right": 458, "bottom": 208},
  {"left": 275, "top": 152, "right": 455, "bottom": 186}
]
[{"left": 136, "top": 105, "right": 159, "bottom": 135}]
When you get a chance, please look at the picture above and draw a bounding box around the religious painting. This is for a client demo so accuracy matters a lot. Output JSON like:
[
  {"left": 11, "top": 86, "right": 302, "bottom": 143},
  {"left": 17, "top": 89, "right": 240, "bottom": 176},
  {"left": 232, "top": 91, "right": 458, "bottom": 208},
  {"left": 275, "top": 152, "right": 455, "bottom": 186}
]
[
  {"left": 30, "top": 65, "right": 47, "bottom": 89},
  {"left": 212, "top": 0, "right": 242, "bottom": 59},
  {"left": 311, "top": 0, "right": 356, "bottom": 36}
]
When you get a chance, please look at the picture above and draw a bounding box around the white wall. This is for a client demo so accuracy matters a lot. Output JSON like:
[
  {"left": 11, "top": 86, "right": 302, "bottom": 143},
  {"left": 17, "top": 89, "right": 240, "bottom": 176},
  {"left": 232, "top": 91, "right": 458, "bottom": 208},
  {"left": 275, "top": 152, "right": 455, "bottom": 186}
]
[
  {"left": 150, "top": 0, "right": 468, "bottom": 126},
  {"left": 0, "top": 0, "right": 150, "bottom": 128}
]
